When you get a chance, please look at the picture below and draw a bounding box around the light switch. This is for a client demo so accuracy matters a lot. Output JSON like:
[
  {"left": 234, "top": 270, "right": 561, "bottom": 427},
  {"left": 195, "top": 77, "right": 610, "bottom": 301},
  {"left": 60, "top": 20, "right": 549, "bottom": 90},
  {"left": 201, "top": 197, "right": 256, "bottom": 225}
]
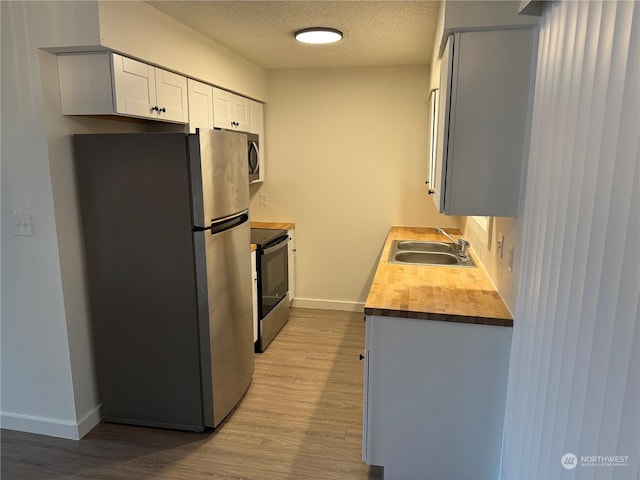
[
  {"left": 260, "top": 193, "right": 268, "bottom": 206},
  {"left": 13, "top": 214, "right": 33, "bottom": 236}
]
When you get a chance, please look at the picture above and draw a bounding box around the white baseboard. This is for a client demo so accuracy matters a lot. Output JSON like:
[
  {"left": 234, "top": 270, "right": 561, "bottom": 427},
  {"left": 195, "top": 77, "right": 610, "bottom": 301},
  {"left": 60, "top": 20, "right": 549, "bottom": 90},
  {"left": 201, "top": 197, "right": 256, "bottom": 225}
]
[
  {"left": 292, "top": 297, "right": 365, "bottom": 313},
  {"left": 76, "top": 405, "right": 102, "bottom": 438},
  {"left": 1, "top": 405, "right": 101, "bottom": 440}
]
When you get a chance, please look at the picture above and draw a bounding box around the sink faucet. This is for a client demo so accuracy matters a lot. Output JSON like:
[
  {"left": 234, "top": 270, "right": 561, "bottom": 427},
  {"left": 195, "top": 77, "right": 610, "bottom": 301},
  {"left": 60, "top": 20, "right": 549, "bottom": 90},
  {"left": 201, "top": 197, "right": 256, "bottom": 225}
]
[{"left": 436, "top": 227, "right": 470, "bottom": 260}]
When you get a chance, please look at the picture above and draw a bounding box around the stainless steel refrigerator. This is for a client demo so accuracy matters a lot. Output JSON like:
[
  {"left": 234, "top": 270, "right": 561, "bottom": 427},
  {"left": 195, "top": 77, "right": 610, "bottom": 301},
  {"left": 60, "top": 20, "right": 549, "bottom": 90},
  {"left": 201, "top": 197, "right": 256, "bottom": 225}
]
[{"left": 74, "top": 129, "right": 254, "bottom": 431}]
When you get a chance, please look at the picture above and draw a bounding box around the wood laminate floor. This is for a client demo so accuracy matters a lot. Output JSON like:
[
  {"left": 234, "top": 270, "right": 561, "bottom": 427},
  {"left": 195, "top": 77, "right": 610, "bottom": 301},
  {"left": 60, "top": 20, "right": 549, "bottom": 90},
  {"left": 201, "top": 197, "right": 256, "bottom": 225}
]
[{"left": 1, "top": 308, "right": 383, "bottom": 480}]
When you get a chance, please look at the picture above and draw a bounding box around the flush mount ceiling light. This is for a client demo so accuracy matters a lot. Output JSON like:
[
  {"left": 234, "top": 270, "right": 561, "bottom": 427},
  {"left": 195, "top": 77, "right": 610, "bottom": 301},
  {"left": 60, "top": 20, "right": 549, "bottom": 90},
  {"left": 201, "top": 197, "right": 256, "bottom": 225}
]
[{"left": 294, "top": 27, "right": 343, "bottom": 44}]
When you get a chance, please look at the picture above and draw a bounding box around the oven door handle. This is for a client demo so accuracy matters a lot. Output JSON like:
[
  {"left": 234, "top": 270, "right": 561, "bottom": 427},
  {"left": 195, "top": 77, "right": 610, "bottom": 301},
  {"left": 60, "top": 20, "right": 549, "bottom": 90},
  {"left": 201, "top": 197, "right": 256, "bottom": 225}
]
[{"left": 261, "top": 237, "right": 289, "bottom": 256}]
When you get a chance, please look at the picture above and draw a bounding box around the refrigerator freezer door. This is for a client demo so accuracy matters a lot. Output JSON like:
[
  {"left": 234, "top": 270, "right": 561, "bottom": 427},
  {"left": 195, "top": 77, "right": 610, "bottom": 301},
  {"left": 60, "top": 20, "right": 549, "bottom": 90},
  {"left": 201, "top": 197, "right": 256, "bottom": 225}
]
[
  {"left": 194, "top": 217, "right": 255, "bottom": 427},
  {"left": 190, "top": 129, "right": 249, "bottom": 226}
]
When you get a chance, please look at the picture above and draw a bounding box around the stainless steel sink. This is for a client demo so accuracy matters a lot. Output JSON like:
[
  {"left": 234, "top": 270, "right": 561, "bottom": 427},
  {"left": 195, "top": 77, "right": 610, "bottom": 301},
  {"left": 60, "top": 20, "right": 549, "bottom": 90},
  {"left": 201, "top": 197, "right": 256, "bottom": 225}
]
[
  {"left": 388, "top": 240, "right": 476, "bottom": 267},
  {"left": 395, "top": 240, "right": 456, "bottom": 253}
]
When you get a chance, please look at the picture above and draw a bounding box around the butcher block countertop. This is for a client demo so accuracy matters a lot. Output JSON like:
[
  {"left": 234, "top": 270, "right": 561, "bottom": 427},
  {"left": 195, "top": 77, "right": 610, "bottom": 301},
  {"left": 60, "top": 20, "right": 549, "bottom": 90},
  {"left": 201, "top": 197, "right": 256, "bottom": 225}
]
[
  {"left": 250, "top": 221, "right": 294, "bottom": 252},
  {"left": 364, "top": 226, "right": 513, "bottom": 327},
  {"left": 250, "top": 221, "right": 295, "bottom": 230}
]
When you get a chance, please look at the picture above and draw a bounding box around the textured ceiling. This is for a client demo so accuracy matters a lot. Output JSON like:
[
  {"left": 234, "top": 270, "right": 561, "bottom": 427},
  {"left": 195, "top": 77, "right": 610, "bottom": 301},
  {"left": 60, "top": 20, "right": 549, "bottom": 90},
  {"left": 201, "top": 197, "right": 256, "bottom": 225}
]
[{"left": 146, "top": 1, "right": 441, "bottom": 70}]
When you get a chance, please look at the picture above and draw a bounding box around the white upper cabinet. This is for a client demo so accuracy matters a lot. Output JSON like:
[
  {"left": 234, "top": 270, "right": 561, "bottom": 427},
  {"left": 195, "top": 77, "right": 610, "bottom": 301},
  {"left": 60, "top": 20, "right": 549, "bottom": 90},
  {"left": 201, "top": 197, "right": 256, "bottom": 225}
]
[
  {"left": 153, "top": 67, "right": 189, "bottom": 123},
  {"left": 212, "top": 87, "right": 232, "bottom": 129},
  {"left": 426, "top": 88, "right": 440, "bottom": 203},
  {"left": 432, "top": 29, "right": 535, "bottom": 216},
  {"left": 187, "top": 79, "right": 214, "bottom": 133},
  {"left": 249, "top": 100, "right": 263, "bottom": 135},
  {"left": 58, "top": 52, "right": 188, "bottom": 124},
  {"left": 212, "top": 87, "right": 249, "bottom": 131},
  {"left": 111, "top": 54, "right": 157, "bottom": 119}
]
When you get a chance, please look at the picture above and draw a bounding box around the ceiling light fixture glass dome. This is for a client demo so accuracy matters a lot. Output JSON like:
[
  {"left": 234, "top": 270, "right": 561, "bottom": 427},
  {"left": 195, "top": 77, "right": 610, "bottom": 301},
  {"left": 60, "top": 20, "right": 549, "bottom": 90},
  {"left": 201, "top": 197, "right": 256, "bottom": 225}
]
[{"left": 294, "top": 27, "right": 343, "bottom": 44}]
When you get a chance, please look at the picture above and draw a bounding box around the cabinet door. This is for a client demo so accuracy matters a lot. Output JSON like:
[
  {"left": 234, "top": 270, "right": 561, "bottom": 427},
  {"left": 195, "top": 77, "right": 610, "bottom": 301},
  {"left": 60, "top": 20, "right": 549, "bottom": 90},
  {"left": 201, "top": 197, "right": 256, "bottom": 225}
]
[
  {"left": 212, "top": 87, "right": 250, "bottom": 130},
  {"left": 212, "top": 87, "right": 233, "bottom": 129},
  {"left": 155, "top": 68, "right": 188, "bottom": 124},
  {"left": 362, "top": 316, "right": 374, "bottom": 463},
  {"left": 187, "top": 79, "right": 214, "bottom": 133},
  {"left": 364, "top": 315, "right": 512, "bottom": 478},
  {"left": 251, "top": 250, "right": 258, "bottom": 343},
  {"left": 111, "top": 53, "right": 157, "bottom": 120},
  {"left": 287, "top": 229, "right": 295, "bottom": 301},
  {"left": 427, "top": 88, "right": 439, "bottom": 197},
  {"left": 232, "top": 95, "right": 250, "bottom": 131},
  {"left": 249, "top": 100, "right": 263, "bottom": 135},
  {"left": 432, "top": 35, "right": 454, "bottom": 212}
]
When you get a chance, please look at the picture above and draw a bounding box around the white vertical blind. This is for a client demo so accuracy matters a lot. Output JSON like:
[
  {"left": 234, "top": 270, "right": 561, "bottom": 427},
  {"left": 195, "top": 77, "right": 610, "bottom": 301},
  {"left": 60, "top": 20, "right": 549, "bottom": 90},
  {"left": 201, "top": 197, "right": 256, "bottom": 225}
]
[{"left": 501, "top": 1, "right": 639, "bottom": 479}]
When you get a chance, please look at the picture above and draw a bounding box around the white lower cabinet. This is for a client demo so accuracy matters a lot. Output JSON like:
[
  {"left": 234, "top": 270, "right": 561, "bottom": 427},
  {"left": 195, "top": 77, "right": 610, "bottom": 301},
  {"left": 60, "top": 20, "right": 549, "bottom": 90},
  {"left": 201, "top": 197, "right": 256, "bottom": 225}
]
[
  {"left": 363, "top": 315, "right": 512, "bottom": 479},
  {"left": 287, "top": 229, "right": 296, "bottom": 302},
  {"left": 251, "top": 249, "right": 258, "bottom": 344}
]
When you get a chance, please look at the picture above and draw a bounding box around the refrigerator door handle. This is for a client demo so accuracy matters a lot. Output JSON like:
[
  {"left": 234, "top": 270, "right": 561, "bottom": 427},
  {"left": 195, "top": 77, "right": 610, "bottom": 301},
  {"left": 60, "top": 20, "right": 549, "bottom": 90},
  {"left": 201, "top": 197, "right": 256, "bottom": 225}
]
[{"left": 209, "top": 211, "right": 249, "bottom": 236}]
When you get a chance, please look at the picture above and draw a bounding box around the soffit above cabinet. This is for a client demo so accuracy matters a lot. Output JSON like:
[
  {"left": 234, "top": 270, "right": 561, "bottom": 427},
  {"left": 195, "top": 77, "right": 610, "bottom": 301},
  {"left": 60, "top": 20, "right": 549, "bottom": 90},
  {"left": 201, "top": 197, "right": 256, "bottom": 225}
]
[{"left": 437, "top": 0, "right": 538, "bottom": 57}]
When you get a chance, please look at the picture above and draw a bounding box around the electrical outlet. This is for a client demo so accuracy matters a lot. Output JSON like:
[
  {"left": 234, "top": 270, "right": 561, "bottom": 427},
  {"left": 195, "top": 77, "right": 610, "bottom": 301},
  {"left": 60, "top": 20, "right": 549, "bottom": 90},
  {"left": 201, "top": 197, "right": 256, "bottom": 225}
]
[
  {"left": 260, "top": 193, "right": 268, "bottom": 206},
  {"left": 508, "top": 245, "right": 515, "bottom": 272},
  {"left": 13, "top": 214, "right": 33, "bottom": 236}
]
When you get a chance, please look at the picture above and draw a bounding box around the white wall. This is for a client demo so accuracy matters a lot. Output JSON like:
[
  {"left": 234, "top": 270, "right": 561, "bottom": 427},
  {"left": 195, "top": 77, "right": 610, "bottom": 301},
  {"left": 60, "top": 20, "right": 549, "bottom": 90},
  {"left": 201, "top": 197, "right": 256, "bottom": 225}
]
[
  {"left": 98, "top": 1, "right": 268, "bottom": 101},
  {"left": 249, "top": 66, "right": 460, "bottom": 311},
  {"left": 501, "top": 1, "right": 639, "bottom": 478},
  {"left": 1, "top": 0, "right": 102, "bottom": 439},
  {"left": 1, "top": 0, "right": 268, "bottom": 440},
  {"left": 463, "top": 216, "right": 521, "bottom": 313}
]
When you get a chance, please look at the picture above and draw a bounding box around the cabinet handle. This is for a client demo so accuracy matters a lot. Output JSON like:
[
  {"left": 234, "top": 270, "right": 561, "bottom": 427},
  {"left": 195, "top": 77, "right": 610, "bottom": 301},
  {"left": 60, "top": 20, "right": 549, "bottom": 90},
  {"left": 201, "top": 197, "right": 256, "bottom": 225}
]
[
  {"left": 151, "top": 106, "right": 159, "bottom": 112},
  {"left": 425, "top": 180, "right": 429, "bottom": 185},
  {"left": 159, "top": 107, "right": 166, "bottom": 113},
  {"left": 428, "top": 189, "right": 435, "bottom": 195},
  {"left": 359, "top": 354, "right": 365, "bottom": 361}
]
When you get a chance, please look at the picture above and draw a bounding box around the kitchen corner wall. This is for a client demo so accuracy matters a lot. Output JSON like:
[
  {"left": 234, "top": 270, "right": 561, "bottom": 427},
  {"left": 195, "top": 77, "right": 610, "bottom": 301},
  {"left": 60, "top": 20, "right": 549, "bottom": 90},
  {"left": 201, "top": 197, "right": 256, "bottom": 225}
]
[
  {"left": 463, "top": 216, "right": 521, "bottom": 314},
  {"left": 1, "top": 0, "right": 102, "bottom": 440},
  {"left": 1, "top": 0, "right": 268, "bottom": 440},
  {"left": 250, "top": 66, "right": 461, "bottom": 311}
]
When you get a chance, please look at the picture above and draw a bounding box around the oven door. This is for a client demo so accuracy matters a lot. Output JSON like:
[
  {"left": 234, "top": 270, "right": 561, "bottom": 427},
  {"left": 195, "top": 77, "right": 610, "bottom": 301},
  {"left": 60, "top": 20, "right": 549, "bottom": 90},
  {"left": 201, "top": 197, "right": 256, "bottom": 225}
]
[{"left": 258, "top": 235, "right": 289, "bottom": 319}]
